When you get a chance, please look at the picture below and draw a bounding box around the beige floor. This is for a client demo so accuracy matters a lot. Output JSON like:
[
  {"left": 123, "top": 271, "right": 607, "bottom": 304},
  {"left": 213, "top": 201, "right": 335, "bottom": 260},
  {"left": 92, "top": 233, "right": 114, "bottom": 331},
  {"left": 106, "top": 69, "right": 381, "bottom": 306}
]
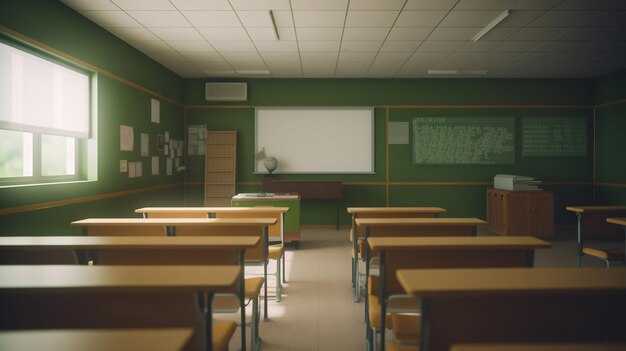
[{"left": 224, "top": 226, "right": 623, "bottom": 351}]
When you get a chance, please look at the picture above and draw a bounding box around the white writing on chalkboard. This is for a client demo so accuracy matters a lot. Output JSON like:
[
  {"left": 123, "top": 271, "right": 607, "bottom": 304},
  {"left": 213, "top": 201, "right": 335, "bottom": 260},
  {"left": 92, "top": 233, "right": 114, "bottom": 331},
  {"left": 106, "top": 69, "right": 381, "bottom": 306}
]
[
  {"left": 412, "top": 117, "right": 515, "bottom": 165},
  {"left": 522, "top": 117, "right": 587, "bottom": 157}
]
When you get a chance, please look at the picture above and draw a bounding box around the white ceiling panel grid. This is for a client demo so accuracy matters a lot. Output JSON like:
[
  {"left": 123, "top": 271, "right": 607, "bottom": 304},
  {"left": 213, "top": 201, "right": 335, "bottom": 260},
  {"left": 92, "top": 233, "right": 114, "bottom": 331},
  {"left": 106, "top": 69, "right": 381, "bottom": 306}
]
[{"left": 59, "top": 0, "right": 626, "bottom": 78}]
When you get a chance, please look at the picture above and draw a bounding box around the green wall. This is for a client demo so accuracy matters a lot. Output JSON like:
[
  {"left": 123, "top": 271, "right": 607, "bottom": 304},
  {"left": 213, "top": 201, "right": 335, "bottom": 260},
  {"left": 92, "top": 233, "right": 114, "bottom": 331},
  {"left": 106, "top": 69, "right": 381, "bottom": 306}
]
[
  {"left": 595, "top": 69, "right": 626, "bottom": 206},
  {"left": 0, "top": 0, "right": 185, "bottom": 235},
  {"left": 184, "top": 78, "right": 595, "bottom": 225}
]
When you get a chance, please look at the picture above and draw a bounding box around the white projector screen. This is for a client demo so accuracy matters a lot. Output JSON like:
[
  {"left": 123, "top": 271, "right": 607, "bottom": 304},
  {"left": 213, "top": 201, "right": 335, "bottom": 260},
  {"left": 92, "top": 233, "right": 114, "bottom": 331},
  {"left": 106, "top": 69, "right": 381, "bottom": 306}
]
[{"left": 255, "top": 107, "right": 375, "bottom": 174}]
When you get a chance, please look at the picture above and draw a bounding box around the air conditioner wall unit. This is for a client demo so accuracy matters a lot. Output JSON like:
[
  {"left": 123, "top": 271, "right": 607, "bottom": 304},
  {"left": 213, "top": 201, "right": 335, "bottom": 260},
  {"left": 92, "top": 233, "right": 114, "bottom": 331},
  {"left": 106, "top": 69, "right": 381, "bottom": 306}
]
[{"left": 205, "top": 82, "right": 247, "bottom": 101}]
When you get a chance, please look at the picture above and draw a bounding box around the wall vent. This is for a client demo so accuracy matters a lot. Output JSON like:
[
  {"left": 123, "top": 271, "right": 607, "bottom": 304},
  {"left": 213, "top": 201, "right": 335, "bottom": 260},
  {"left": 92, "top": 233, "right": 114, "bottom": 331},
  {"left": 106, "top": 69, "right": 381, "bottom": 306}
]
[{"left": 205, "top": 82, "right": 247, "bottom": 102}]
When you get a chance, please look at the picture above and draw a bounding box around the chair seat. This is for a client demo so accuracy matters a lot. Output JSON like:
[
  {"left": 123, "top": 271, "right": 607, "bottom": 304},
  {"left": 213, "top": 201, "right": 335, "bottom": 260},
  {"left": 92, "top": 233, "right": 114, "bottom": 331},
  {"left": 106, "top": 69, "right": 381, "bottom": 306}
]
[
  {"left": 244, "top": 277, "right": 265, "bottom": 298},
  {"left": 391, "top": 313, "right": 420, "bottom": 344},
  {"left": 213, "top": 320, "right": 238, "bottom": 351},
  {"left": 269, "top": 245, "right": 284, "bottom": 260},
  {"left": 582, "top": 247, "right": 625, "bottom": 260},
  {"left": 368, "top": 295, "right": 393, "bottom": 329}
]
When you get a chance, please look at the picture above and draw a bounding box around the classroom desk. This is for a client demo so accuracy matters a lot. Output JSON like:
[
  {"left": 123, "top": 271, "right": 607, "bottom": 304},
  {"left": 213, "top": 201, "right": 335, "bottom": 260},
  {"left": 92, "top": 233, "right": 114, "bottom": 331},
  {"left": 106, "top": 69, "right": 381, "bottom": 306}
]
[
  {"left": 566, "top": 206, "right": 626, "bottom": 266},
  {"left": 0, "top": 265, "right": 241, "bottom": 351},
  {"left": 72, "top": 217, "right": 276, "bottom": 320},
  {"left": 354, "top": 217, "right": 485, "bottom": 303},
  {"left": 397, "top": 267, "right": 626, "bottom": 351},
  {"left": 606, "top": 217, "right": 626, "bottom": 265},
  {"left": 367, "top": 236, "right": 551, "bottom": 351},
  {"left": 346, "top": 207, "right": 447, "bottom": 300},
  {"left": 0, "top": 328, "right": 194, "bottom": 351},
  {"left": 450, "top": 342, "right": 626, "bottom": 351},
  {"left": 0, "top": 235, "right": 259, "bottom": 351}
]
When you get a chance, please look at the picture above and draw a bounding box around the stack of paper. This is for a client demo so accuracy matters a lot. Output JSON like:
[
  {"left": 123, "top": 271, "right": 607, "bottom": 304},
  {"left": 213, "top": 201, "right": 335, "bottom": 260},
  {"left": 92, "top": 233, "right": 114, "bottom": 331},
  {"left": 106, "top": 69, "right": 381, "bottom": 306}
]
[{"left": 494, "top": 174, "right": 542, "bottom": 191}]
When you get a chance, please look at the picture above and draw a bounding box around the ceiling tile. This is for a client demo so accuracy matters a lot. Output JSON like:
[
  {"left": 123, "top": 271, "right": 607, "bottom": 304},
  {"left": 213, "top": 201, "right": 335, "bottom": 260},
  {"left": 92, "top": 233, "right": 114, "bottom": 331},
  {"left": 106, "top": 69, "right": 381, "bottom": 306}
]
[
  {"left": 338, "top": 52, "right": 377, "bottom": 62},
  {"left": 248, "top": 27, "right": 296, "bottom": 40},
  {"left": 509, "top": 0, "right": 562, "bottom": 10},
  {"left": 296, "top": 28, "right": 343, "bottom": 40},
  {"left": 387, "top": 27, "right": 432, "bottom": 40},
  {"left": 534, "top": 40, "right": 626, "bottom": 52},
  {"left": 406, "top": 51, "right": 451, "bottom": 64},
  {"left": 237, "top": 11, "right": 274, "bottom": 27},
  {"left": 60, "top": 0, "right": 118, "bottom": 10},
  {"left": 181, "top": 52, "right": 225, "bottom": 63},
  {"left": 293, "top": 11, "right": 346, "bottom": 27},
  {"left": 345, "top": 10, "right": 400, "bottom": 27},
  {"left": 198, "top": 27, "right": 249, "bottom": 40},
  {"left": 491, "top": 40, "right": 545, "bottom": 52},
  {"left": 127, "top": 11, "right": 192, "bottom": 27},
  {"left": 170, "top": 0, "right": 232, "bottom": 10},
  {"left": 79, "top": 10, "right": 142, "bottom": 27},
  {"left": 165, "top": 40, "right": 216, "bottom": 52},
  {"left": 335, "top": 68, "right": 369, "bottom": 78},
  {"left": 507, "top": 27, "right": 569, "bottom": 40},
  {"left": 430, "top": 60, "right": 499, "bottom": 71},
  {"left": 417, "top": 40, "right": 467, "bottom": 51},
  {"left": 145, "top": 51, "right": 189, "bottom": 63},
  {"left": 261, "top": 52, "right": 301, "bottom": 63},
  {"left": 439, "top": 10, "right": 505, "bottom": 27},
  {"left": 182, "top": 11, "right": 242, "bottom": 27},
  {"left": 221, "top": 51, "right": 264, "bottom": 63},
  {"left": 291, "top": 0, "right": 348, "bottom": 10},
  {"left": 556, "top": 27, "right": 626, "bottom": 40},
  {"left": 476, "top": 27, "right": 519, "bottom": 40},
  {"left": 150, "top": 27, "right": 204, "bottom": 41},
  {"left": 254, "top": 40, "right": 299, "bottom": 52},
  {"left": 229, "top": 0, "right": 291, "bottom": 10},
  {"left": 395, "top": 11, "right": 448, "bottom": 27},
  {"left": 340, "top": 40, "right": 384, "bottom": 52},
  {"left": 298, "top": 41, "right": 341, "bottom": 52},
  {"left": 349, "top": 0, "right": 407, "bottom": 10},
  {"left": 111, "top": 0, "right": 175, "bottom": 10},
  {"left": 404, "top": 0, "right": 458, "bottom": 10},
  {"left": 127, "top": 40, "right": 175, "bottom": 52},
  {"left": 583, "top": 10, "right": 626, "bottom": 27},
  {"left": 210, "top": 40, "right": 257, "bottom": 52},
  {"left": 458, "top": 40, "right": 501, "bottom": 51},
  {"left": 528, "top": 10, "right": 602, "bottom": 27},
  {"left": 270, "top": 10, "right": 294, "bottom": 27},
  {"left": 342, "top": 27, "right": 390, "bottom": 40},
  {"left": 380, "top": 40, "right": 422, "bottom": 52},
  {"left": 454, "top": 0, "right": 517, "bottom": 10},
  {"left": 106, "top": 27, "right": 160, "bottom": 41},
  {"left": 555, "top": 0, "right": 626, "bottom": 10},
  {"left": 301, "top": 52, "right": 339, "bottom": 63},
  {"left": 499, "top": 10, "right": 545, "bottom": 27},
  {"left": 428, "top": 28, "right": 478, "bottom": 40},
  {"left": 445, "top": 51, "right": 518, "bottom": 62},
  {"left": 373, "top": 52, "right": 413, "bottom": 63}
]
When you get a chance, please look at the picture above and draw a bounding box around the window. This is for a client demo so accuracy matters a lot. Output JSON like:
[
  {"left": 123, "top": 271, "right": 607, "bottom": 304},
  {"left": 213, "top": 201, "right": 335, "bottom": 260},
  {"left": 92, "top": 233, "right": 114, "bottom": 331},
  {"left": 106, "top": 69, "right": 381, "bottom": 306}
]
[{"left": 0, "top": 40, "right": 90, "bottom": 184}]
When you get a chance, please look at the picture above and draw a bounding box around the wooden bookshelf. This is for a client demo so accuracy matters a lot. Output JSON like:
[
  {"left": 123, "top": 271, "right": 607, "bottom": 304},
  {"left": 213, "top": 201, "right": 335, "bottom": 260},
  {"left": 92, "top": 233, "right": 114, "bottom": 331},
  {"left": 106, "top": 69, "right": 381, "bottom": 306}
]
[{"left": 204, "top": 131, "right": 236, "bottom": 206}]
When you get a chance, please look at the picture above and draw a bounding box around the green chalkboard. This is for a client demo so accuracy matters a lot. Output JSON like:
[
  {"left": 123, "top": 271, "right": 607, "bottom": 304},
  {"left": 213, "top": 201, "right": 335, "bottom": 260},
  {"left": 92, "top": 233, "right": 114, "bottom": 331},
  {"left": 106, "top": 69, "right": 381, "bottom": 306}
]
[
  {"left": 412, "top": 117, "right": 515, "bottom": 165},
  {"left": 522, "top": 117, "right": 588, "bottom": 156}
]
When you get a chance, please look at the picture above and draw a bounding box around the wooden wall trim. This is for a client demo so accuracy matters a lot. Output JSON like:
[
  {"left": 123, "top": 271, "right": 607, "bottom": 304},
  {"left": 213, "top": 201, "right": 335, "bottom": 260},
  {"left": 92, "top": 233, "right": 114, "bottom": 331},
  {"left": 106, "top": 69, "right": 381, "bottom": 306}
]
[
  {"left": 0, "top": 25, "right": 183, "bottom": 107},
  {"left": 595, "top": 98, "right": 626, "bottom": 108},
  {"left": 0, "top": 183, "right": 183, "bottom": 216},
  {"left": 186, "top": 104, "right": 594, "bottom": 109},
  {"left": 596, "top": 182, "right": 626, "bottom": 188}
]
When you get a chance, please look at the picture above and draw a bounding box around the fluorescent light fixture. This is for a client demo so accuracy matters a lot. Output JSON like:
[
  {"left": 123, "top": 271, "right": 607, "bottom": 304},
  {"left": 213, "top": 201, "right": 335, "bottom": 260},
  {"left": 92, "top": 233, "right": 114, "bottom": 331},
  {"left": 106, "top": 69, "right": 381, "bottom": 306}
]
[
  {"left": 269, "top": 10, "right": 280, "bottom": 40},
  {"left": 472, "top": 9, "right": 509, "bottom": 42},
  {"left": 428, "top": 70, "right": 488, "bottom": 75},
  {"left": 203, "top": 70, "right": 235, "bottom": 76},
  {"left": 236, "top": 70, "right": 271, "bottom": 76}
]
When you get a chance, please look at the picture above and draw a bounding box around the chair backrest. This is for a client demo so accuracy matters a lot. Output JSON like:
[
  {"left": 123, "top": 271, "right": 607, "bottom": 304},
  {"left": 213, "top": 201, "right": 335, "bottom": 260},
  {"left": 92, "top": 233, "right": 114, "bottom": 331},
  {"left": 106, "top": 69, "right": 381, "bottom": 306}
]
[
  {"left": 174, "top": 224, "right": 265, "bottom": 262},
  {"left": 216, "top": 209, "right": 282, "bottom": 241},
  {"left": 83, "top": 224, "right": 168, "bottom": 236},
  {"left": 0, "top": 249, "right": 77, "bottom": 265},
  {"left": 373, "top": 246, "right": 534, "bottom": 298}
]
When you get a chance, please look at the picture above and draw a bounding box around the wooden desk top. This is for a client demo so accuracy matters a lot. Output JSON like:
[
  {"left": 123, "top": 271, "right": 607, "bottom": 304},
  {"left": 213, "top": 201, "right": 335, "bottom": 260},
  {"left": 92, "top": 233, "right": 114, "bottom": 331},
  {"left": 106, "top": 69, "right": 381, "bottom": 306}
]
[
  {"left": 607, "top": 217, "right": 626, "bottom": 226},
  {"left": 368, "top": 236, "right": 550, "bottom": 251},
  {"left": 232, "top": 194, "right": 300, "bottom": 201},
  {"left": 355, "top": 218, "right": 486, "bottom": 226},
  {"left": 0, "top": 265, "right": 240, "bottom": 293},
  {"left": 566, "top": 206, "right": 626, "bottom": 213},
  {"left": 397, "top": 267, "right": 626, "bottom": 297},
  {"left": 0, "top": 328, "right": 193, "bottom": 351},
  {"left": 135, "top": 206, "right": 289, "bottom": 214},
  {"left": 451, "top": 342, "right": 626, "bottom": 351},
  {"left": 0, "top": 236, "right": 260, "bottom": 250},
  {"left": 347, "top": 207, "right": 446, "bottom": 214},
  {"left": 71, "top": 218, "right": 277, "bottom": 226}
]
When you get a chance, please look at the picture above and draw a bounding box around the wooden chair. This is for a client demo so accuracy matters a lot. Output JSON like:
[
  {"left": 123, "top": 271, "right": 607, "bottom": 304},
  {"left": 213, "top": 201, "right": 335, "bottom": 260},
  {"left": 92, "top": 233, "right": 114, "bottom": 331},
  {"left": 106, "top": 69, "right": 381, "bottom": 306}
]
[{"left": 566, "top": 206, "right": 626, "bottom": 267}]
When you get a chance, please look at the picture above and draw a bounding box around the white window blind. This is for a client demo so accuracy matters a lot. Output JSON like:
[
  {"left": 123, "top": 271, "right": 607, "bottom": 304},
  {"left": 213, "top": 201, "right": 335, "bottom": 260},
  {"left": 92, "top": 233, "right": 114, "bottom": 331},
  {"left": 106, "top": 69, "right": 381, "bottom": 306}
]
[{"left": 0, "top": 41, "right": 89, "bottom": 138}]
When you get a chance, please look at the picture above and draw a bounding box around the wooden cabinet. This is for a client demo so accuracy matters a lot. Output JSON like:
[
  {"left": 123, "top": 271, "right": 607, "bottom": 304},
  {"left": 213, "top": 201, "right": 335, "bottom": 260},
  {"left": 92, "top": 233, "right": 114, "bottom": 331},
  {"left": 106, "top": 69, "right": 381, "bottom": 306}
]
[
  {"left": 486, "top": 189, "right": 554, "bottom": 236},
  {"left": 204, "top": 131, "right": 236, "bottom": 206}
]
